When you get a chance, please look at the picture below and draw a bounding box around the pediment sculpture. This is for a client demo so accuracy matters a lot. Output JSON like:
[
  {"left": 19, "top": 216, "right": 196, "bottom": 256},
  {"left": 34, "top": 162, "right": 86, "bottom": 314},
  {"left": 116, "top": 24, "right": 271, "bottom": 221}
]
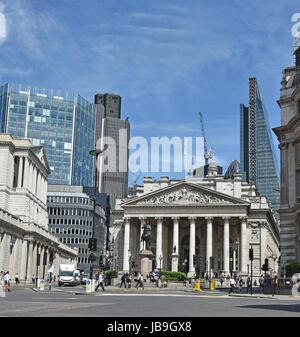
[{"left": 136, "top": 186, "right": 231, "bottom": 205}]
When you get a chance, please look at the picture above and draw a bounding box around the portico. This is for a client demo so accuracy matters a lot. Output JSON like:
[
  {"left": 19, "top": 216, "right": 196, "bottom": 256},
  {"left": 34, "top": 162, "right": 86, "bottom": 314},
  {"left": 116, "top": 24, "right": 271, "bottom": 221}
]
[{"left": 114, "top": 181, "right": 257, "bottom": 278}]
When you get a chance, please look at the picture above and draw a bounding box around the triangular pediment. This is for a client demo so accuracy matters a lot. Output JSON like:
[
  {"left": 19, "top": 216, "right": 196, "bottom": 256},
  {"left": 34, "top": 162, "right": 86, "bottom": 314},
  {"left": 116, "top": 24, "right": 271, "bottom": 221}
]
[
  {"left": 31, "top": 146, "right": 51, "bottom": 174},
  {"left": 122, "top": 181, "right": 250, "bottom": 207}
]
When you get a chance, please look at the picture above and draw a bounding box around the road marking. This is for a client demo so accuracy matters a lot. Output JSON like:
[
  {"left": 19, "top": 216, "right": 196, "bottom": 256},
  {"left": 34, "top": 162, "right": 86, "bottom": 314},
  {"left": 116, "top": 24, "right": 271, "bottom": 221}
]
[{"left": 100, "top": 293, "right": 228, "bottom": 298}]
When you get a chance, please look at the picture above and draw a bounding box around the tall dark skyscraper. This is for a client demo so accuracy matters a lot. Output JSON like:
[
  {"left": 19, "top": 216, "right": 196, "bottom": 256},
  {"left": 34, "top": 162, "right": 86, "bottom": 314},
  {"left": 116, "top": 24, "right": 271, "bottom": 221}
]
[
  {"left": 94, "top": 93, "right": 130, "bottom": 209},
  {"left": 240, "top": 78, "right": 280, "bottom": 217},
  {"left": 0, "top": 83, "right": 96, "bottom": 186},
  {"left": 95, "top": 93, "right": 121, "bottom": 119}
]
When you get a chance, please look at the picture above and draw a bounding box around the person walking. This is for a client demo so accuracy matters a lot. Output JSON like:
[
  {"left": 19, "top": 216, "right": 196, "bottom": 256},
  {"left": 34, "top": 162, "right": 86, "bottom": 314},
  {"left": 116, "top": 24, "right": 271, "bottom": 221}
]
[
  {"left": 135, "top": 272, "right": 144, "bottom": 290},
  {"left": 246, "top": 275, "right": 252, "bottom": 294},
  {"left": 259, "top": 274, "right": 264, "bottom": 294},
  {"left": 4, "top": 272, "right": 11, "bottom": 291},
  {"left": 32, "top": 274, "right": 35, "bottom": 284},
  {"left": 95, "top": 272, "right": 105, "bottom": 292},
  {"left": 15, "top": 272, "right": 20, "bottom": 285},
  {"left": 229, "top": 275, "right": 236, "bottom": 294},
  {"left": 238, "top": 276, "right": 243, "bottom": 293},
  {"left": 119, "top": 273, "right": 127, "bottom": 288}
]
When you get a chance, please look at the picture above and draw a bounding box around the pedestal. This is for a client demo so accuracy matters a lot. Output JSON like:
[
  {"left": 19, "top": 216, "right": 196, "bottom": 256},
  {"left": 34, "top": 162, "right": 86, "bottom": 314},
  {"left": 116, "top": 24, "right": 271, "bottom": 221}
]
[
  {"left": 171, "top": 253, "right": 179, "bottom": 272},
  {"left": 138, "top": 250, "right": 153, "bottom": 275}
]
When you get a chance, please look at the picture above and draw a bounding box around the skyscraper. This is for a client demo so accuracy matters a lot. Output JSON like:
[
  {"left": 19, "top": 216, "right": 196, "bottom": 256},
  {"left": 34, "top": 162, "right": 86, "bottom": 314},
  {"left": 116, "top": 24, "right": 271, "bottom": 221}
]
[
  {"left": 95, "top": 93, "right": 121, "bottom": 119},
  {"left": 0, "top": 83, "right": 96, "bottom": 186},
  {"left": 240, "top": 78, "right": 280, "bottom": 216},
  {"left": 94, "top": 93, "right": 130, "bottom": 209}
]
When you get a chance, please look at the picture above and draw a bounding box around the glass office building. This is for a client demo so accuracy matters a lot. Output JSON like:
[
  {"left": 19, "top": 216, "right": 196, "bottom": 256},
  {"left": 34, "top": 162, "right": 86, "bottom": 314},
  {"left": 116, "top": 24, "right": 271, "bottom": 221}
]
[
  {"left": 240, "top": 78, "right": 280, "bottom": 217},
  {"left": 0, "top": 83, "right": 96, "bottom": 186}
]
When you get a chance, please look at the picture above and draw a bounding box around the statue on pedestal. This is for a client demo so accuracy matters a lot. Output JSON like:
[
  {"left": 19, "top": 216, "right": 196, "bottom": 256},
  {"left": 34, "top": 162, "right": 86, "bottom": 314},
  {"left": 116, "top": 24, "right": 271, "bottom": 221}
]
[{"left": 141, "top": 222, "right": 152, "bottom": 251}]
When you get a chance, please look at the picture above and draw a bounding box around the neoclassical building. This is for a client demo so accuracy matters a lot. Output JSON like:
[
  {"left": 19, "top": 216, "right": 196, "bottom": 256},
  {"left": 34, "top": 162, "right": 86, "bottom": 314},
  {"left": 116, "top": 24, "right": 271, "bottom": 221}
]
[
  {"left": 113, "top": 163, "right": 280, "bottom": 279},
  {"left": 273, "top": 45, "right": 300, "bottom": 267},
  {"left": 0, "top": 134, "right": 77, "bottom": 281}
]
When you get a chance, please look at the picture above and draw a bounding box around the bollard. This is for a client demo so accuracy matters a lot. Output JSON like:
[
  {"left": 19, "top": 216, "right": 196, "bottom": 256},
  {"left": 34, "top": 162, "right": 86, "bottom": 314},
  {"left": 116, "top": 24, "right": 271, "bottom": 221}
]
[
  {"left": 194, "top": 279, "right": 202, "bottom": 291},
  {"left": 210, "top": 279, "right": 215, "bottom": 291}
]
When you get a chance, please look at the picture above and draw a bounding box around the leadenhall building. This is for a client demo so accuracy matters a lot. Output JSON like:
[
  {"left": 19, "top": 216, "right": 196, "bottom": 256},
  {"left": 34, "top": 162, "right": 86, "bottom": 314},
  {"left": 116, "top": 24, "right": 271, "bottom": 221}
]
[{"left": 112, "top": 161, "right": 280, "bottom": 281}]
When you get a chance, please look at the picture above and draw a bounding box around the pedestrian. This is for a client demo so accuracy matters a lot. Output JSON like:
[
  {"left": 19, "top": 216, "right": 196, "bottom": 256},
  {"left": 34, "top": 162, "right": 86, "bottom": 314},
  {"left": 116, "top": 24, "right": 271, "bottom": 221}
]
[
  {"left": 127, "top": 274, "right": 132, "bottom": 288},
  {"left": 238, "top": 277, "right": 243, "bottom": 293},
  {"left": 119, "top": 273, "right": 127, "bottom": 288},
  {"left": 229, "top": 275, "right": 236, "bottom": 294},
  {"left": 160, "top": 274, "right": 165, "bottom": 288},
  {"left": 135, "top": 272, "right": 144, "bottom": 290},
  {"left": 220, "top": 276, "right": 224, "bottom": 288},
  {"left": 15, "top": 272, "right": 20, "bottom": 285},
  {"left": 4, "top": 271, "right": 11, "bottom": 291},
  {"left": 95, "top": 272, "right": 105, "bottom": 292},
  {"left": 246, "top": 275, "right": 252, "bottom": 294},
  {"left": 32, "top": 274, "right": 35, "bottom": 284},
  {"left": 259, "top": 274, "right": 264, "bottom": 294}
]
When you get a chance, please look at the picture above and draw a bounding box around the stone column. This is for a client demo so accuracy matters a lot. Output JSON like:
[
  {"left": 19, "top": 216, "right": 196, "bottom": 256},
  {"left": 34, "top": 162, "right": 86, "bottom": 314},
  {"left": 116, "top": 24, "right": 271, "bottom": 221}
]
[
  {"left": 240, "top": 217, "right": 247, "bottom": 274},
  {"left": 32, "top": 165, "right": 36, "bottom": 195},
  {"left": 155, "top": 217, "right": 163, "bottom": 269},
  {"left": 279, "top": 143, "right": 289, "bottom": 207},
  {"left": 0, "top": 233, "right": 9, "bottom": 271},
  {"left": 139, "top": 217, "right": 146, "bottom": 251},
  {"left": 36, "top": 172, "right": 40, "bottom": 199},
  {"left": 32, "top": 242, "right": 38, "bottom": 279},
  {"left": 23, "top": 157, "right": 30, "bottom": 189},
  {"left": 223, "top": 216, "right": 230, "bottom": 275},
  {"left": 26, "top": 240, "right": 34, "bottom": 280},
  {"left": 122, "top": 218, "right": 130, "bottom": 272},
  {"left": 171, "top": 216, "right": 180, "bottom": 272},
  {"left": 20, "top": 239, "right": 28, "bottom": 281},
  {"left": 18, "top": 156, "right": 23, "bottom": 187},
  {"left": 205, "top": 217, "right": 213, "bottom": 274},
  {"left": 188, "top": 217, "right": 196, "bottom": 276}
]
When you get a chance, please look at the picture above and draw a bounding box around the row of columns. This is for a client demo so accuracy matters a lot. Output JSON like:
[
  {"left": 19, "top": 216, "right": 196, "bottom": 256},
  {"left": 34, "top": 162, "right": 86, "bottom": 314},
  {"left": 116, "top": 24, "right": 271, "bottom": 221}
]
[
  {"left": 123, "top": 216, "right": 248, "bottom": 276},
  {"left": 15, "top": 156, "right": 47, "bottom": 204},
  {"left": 0, "top": 232, "right": 54, "bottom": 281}
]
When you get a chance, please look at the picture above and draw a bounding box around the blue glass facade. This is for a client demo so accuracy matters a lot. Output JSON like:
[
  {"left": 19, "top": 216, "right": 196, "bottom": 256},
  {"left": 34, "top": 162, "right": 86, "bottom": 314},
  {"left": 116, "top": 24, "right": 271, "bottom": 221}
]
[
  {"left": 240, "top": 78, "right": 280, "bottom": 216},
  {"left": 0, "top": 83, "right": 96, "bottom": 186}
]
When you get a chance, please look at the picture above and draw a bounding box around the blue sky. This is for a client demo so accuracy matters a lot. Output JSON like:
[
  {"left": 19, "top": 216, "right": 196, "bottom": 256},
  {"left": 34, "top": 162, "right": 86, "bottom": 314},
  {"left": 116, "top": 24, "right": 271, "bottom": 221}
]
[{"left": 0, "top": 0, "right": 299, "bottom": 186}]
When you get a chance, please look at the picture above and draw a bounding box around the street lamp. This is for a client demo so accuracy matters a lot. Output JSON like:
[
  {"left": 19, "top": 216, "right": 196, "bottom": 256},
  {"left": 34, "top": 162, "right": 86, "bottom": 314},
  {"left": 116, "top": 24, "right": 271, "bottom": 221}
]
[
  {"left": 88, "top": 145, "right": 108, "bottom": 280},
  {"left": 159, "top": 255, "right": 163, "bottom": 271}
]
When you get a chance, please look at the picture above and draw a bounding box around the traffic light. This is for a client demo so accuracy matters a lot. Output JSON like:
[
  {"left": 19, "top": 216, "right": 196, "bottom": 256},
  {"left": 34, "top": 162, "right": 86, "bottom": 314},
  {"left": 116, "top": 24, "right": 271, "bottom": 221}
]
[
  {"left": 262, "top": 258, "right": 269, "bottom": 271},
  {"left": 193, "top": 254, "right": 197, "bottom": 267},
  {"left": 249, "top": 248, "right": 254, "bottom": 261},
  {"left": 264, "top": 258, "right": 269, "bottom": 271},
  {"left": 89, "top": 252, "right": 97, "bottom": 262},
  {"left": 49, "top": 250, "right": 54, "bottom": 264},
  {"left": 209, "top": 256, "right": 214, "bottom": 269},
  {"left": 89, "top": 238, "right": 97, "bottom": 251}
]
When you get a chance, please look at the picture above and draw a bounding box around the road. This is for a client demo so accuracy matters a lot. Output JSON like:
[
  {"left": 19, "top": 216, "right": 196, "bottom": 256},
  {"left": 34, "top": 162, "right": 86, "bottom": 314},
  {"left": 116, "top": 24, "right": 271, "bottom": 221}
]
[{"left": 0, "top": 285, "right": 300, "bottom": 317}]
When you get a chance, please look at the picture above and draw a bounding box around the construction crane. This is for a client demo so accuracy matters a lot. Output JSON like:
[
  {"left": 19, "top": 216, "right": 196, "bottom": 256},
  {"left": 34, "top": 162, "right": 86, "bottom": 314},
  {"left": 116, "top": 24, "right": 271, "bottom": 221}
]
[{"left": 198, "top": 112, "right": 213, "bottom": 165}]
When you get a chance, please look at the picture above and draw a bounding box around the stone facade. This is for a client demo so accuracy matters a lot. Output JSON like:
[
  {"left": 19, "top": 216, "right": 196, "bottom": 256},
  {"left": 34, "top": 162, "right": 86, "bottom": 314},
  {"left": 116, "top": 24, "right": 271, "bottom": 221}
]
[
  {"left": 112, "top": 164, "right": 280, "bottom": 282},
  {"left": 273, "top": 46, "right": 300, "bottom": 268},
  {"left": 0, "top": 134, "right": 77, "bottom": 282}
]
